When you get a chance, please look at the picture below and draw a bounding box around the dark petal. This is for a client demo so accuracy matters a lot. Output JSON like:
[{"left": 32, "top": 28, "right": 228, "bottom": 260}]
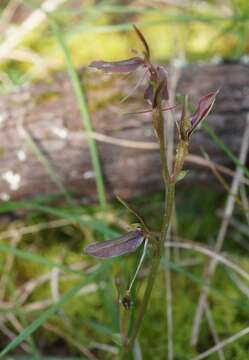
[
  {"left": 144, "top": 83, "right": 154, "bottom": 104},
  {"left": 133, "top": 24, "right": 150, "bottom": 59},
  {"left": 190, "top": 90, "right": 219, "bottom": 129},
  {"left": 84, "top": 229, "right": 144, "bottom": 258},
  {"left": 89, "top": 57, "right": 144, "bottom": 73},
  {"left": 157, "top": 66, "right": 169, "bottom": 101},
  {"left": 152, "top": 80, "right": 167, "bottom": 108}
]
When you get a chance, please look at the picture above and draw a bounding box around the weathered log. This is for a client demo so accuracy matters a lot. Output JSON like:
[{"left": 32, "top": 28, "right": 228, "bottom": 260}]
[{"left": 0, "top": 64, "right": 248, "bottom": 203}]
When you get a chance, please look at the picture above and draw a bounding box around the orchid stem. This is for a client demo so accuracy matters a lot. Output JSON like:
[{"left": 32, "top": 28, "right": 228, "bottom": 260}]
[
  {"left": 126, "top": 182, "right": 175, "bottom": 353},
  {"left": 125, "top": 107, "right": 175, "bottom": 354}
]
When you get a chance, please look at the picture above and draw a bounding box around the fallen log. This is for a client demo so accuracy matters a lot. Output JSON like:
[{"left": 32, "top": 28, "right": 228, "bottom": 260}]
[{"left": 0, "top": 63, "right": 248, "bottom": 203}]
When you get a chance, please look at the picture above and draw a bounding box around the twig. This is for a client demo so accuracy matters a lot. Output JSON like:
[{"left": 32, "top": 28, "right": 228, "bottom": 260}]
[
  {"left": 0, "top": 0, "right": 21, "bottom": 34},
  {"left": 0, "top": 0, "right": 66, "bottom": 63},
  {"left": 83, "top": 132, "right": 249, "bottom": 186},
  {"left": 202, "top": 151, "right": 246, "bottom": 211},
  {"left": 43, "top": 322, "right": 98, "bottom": 360},
  {"left": 0, "top": 230, "right": 21, "bottom": 300},
  {"left": 223, "top": 217, "right": 249, "bottom": 238},
  {"left": 166, "top": 240, "right": 249, "bottom": 282},
  {"left": 90, "top": 341, "right": 117, "bottom": 355},
  {"left": 0, "top": 216, "right": 89, "bottom": 241},
  {"left": 232, "top": 233, "right": 249, "bottom": 252},
  {"left": 0, "top": 320, "right": 31, "bottom": 353},
  {"left": 229, "top": 272, "right": 249, "bottom": 298},
  {"left": 205, "top": 304, "right": 225, "bottom": 360},
  {"left": 50, "top": 268, "right": 61, "bottom": 303},
  {"left": 163, "top": 62, "right": 181, "bottom": 360},
  {"left": 191, "top": 326, "right": 249, "bottom": 360},
  {"left": 191, "top": 115, "right": 249, "bottom": 346},
  {"left": 2, "top": 49, "right": 49, "bottom": 73}
]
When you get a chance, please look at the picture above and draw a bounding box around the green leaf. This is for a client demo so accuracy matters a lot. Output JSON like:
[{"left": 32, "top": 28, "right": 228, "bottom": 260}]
[{"left": 176, "top": 170, "right": 189, "bottom": 182}]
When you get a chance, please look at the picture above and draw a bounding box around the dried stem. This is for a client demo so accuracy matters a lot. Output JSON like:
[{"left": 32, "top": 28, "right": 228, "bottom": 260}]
[
  {"left": 205, "top": 304, "right": 225, "bottom": 360},
  {"left": 191, "top": 326, "right": 249, "bottom": 360},
  {"left": 163, "top": 63, "right": 182, "bottom": 360},
  {"left": 191, "top": 115, "right": 249, "bottom": 346}
]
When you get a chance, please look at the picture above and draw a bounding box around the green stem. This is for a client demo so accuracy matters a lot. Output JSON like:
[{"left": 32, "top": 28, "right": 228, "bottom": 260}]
[
  {"left": 126, "top": 182, "right": 175, "bottom": 353},
  {"left": 155, "top": 108, "right": 171, "bottom": 184},
  {"left": 123, "top": 104, "right": 176, "bottom": 354}
]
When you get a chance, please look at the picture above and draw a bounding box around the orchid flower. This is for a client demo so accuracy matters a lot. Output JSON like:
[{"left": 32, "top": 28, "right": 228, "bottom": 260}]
[{"left": 89, "top": 25, "right": 170, "bottom": 109}]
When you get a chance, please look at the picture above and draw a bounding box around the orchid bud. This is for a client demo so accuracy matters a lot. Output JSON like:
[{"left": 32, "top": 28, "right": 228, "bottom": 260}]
[
  {"left": 121, "top": 291, "right": 133, "bottom": 310},
  {"left": 187, "top": 90, "right": 219, "bottom": 138}
]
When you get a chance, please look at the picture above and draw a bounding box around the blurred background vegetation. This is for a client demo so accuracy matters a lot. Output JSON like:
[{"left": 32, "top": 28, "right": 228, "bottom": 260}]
[
  {"left": 0, "top": 0, "right": 249, "bottom": 359},
  {"left": 1, "top": 0, "right": 249, "bottom": 89}
]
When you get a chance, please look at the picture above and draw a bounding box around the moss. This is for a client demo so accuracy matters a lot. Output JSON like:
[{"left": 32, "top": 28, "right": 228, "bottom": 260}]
[{"left": 34, "top": 90, "right": 61, "bottom": 105}]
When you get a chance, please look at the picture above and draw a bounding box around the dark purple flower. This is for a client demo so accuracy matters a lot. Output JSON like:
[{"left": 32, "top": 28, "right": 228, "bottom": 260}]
[
  {"left": 144, "top": 65, "right": 169, "bottom": 107},
  {"left": 156, "top": 66, "right": 169, "bottom": 102},
  {"left": 88, "top": 26, "right": 170, "bottom": 109},
  {"left": 84, "top": 229, "right": 144, "bottom": 258}
]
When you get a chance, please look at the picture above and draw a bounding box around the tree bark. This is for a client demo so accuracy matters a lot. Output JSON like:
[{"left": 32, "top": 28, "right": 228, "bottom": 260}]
[{"left": 0, "top": 63, "right": 248, "bottom": 203}]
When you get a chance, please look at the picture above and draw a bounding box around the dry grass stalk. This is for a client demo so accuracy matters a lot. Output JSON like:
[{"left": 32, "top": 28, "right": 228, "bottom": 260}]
[
  {"left": 191, "top": 326, "right": 249, "bottom": 360},
  {"left": 191, "top": 115, "right": 249, "bottom": 346}
]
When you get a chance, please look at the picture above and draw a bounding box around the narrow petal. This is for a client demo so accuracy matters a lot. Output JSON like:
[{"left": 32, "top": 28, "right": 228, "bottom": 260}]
[
  {"left": 84, "top": 229, "right": 144, "bottom": 258},
  {"left": 89, "top": 57, "right": 144, "bottom": 73},
  {"left": 144, "top": 83, "right": 154, "bottom": 104},
  {"left": 133, "top": 25, "right": 150, "bottom": 59},
  {"left": 157, "top": 66, "right": 169, "bottom": 101}
]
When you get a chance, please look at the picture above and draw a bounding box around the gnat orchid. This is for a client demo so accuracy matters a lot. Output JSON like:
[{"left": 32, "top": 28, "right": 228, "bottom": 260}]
[{"left": 85, "top": 25, "right": 219, "bottom": 356}]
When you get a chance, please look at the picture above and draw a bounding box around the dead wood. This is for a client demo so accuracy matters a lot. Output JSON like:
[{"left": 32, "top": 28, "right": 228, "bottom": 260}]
[{"left": 0, "top": 63, "right": 248, "bottom": 203}]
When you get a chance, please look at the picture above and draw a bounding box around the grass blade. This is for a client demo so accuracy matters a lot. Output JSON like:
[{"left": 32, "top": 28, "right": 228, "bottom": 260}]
[
  {"left": 0, "top": 243, "right": 81, "bottom": 274},
  {"left": 204, "top": 123, "right": 249, "bottom": 177},
  {"left": 47, "top": 15, "right": 107, "bottom": 211},
  {"left": 0, "top": 199, "right": 118, "bottom": 236}
]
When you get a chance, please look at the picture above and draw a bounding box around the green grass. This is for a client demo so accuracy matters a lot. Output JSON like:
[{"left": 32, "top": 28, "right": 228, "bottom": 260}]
[
  {"left": 48, "top": 15, "right": 108, "bottom": 211},
  {"left": 0, "top": 261, "right": 111, "bottom": 358},
  {"left": 23, "top": 0, "right": 107, "bottom": 211},
  {"left": 204, "top": 123, "right": 249, "bottom": 178},
  {"left": 0, "top": 189, "right": 249, "bottom": 358}
]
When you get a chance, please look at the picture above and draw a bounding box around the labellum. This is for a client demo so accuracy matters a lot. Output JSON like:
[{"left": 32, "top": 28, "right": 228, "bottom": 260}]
[
  {"left": 145, "top": 66, "right": 169, "bottom": 106},
  {"left": 84, "top": 229, "right": 144, "bottom": 258}
]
